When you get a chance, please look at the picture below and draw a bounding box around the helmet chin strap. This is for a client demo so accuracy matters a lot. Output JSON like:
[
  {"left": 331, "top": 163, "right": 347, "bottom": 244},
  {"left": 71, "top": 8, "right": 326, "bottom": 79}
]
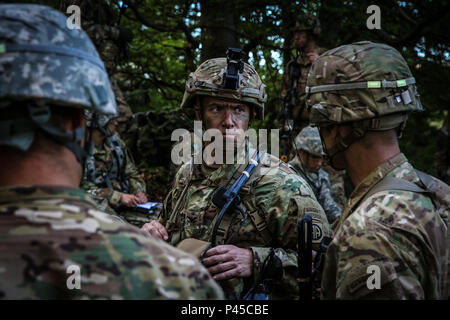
[
  {"left": 321, "top": 114, "right": 409, "bottom": 170},
  {"left": 320, "top": 123, "right": 367, "bottom": 171},
  {"left": 28, "top": 102, "right": 87, "bottom": 166}
]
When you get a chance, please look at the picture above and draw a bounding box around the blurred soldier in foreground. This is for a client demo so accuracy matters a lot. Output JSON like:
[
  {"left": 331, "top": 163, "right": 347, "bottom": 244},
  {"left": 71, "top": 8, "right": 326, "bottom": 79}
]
[
  {"left": 0, "top": 4, "right": 223, "bottom": 300},
  {"left": 289, "top": 126, "right": 341, "bottom": 224},
  {"left": 306, "top": 41, "right": 449, "bottom": 299},
  {"left": 81, "top": 112, "right": 153, "bottom": 227},
  {"left": 60, "top": 0, "right": 133, "bottom": 135},
  {"left": 141, "top": 49, "right": 330, "bottom": 299}
]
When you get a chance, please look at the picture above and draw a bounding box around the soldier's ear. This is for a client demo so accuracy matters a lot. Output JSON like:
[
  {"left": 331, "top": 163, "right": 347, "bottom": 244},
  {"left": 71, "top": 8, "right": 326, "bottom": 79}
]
[
  {"left": 194, "top": 96, "right": 203, "bottom": 120},
  {"left": 194, "top": 110, "right": 202, "bottom": 121}
]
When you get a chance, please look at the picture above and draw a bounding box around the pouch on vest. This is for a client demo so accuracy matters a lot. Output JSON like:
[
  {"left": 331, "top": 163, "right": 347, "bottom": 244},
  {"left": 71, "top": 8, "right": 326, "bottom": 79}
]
[{"left": 176, "top": 238, "right": 211, "bottom": 258}]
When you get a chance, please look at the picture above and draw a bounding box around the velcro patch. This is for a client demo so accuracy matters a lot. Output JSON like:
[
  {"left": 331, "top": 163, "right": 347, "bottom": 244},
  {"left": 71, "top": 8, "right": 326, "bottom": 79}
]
[{"left": 341, "top": 259, "right": 397, "bottom": 298}]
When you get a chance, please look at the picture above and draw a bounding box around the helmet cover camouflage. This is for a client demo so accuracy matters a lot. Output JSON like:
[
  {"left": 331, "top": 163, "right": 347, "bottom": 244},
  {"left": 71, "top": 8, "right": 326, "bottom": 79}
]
[
  {"left": 84, "top": 110, "right": 116, "bottom": 129},
  {"left": 293, "top": 125, "right": 325, "bottom": 157},
  {"left": 306, "top": 41, "right": 423, "bottom": 129},
  {"left": 181, "top": 57, "right": 267, "bottom": 120},
  {"left": 0, "top": 4, "right": 116, "bottom": 115},
  {"left": 0, "top": 4, "right": 117, "bottom": 152},
  {"left": 291, "top": 14, "right": 321, "bottom": 36}
]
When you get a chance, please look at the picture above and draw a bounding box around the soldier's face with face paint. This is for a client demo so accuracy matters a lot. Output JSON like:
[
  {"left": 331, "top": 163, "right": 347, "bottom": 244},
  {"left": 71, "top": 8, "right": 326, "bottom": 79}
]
[{"left": 198, "top": 96, "right": 251, "bottom": 150}]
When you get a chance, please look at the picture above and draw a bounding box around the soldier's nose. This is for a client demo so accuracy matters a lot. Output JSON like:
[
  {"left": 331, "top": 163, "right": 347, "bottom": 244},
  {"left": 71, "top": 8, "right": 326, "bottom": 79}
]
[{"left": 222, "top": 111, "right": 234, "bottom": 128}]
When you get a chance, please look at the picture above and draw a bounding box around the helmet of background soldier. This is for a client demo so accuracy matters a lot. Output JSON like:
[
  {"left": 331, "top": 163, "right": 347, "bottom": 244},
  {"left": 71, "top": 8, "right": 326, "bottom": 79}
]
[
  {"left": 293, "top": 126, "right": 325, "bottom": 157},
  {"left": 84, "top": 110, "right": 116, "bottom": 129},
  {"left": 306, "top": 41, "right": 423, "bottom": 164},
  {"left": 0, "top": 4, "right": 116, "bottom": 160},
  {"left": 180, "top": 57, "right": 267, "bottom": 120},
  {"left": 291, "top": 14, "right": 321, "bottom": 37}
]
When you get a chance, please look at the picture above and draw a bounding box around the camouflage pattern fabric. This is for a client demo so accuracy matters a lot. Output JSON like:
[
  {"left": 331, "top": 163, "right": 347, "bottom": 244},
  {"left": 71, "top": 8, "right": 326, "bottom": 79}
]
[
  {"left": 0, "top": 4, "right": 116, "bottom": 116},
  {"left": 322, "top": 164, "right": 348, "bottom": 210},
  {"left": 291, "top": 15, "right": 321, "bottom": 36},
  {"left": 160, "top": 147, "right": 331, "bottom": 299},
  {"left": 292, "top": 126, "right": 324, "bottom": 157},
  {"left": 0, "top": 185, "right": 224, "bottom": 299},
  {"left": 321, "top": 153, "right": 449, "bottom": 299},
  {"left": 181, "top": 58, "right": 267, "bottom": 120},
  {"left": 289, "top": 155, "right": 341, "bottom": 224},
  {"left": 307, "top": 42, "right": 423, "bottom": 127},
  {"left": 81, "top": 135, "right": 152, "bottom": 227}
]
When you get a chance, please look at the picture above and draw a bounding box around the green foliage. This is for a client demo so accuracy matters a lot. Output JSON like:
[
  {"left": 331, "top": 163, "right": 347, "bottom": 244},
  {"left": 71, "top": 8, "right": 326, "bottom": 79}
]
[
  {"left": 31, "top": 0, "right": 447, "bottom": 177},
  {"left": 114, "top": 0, "right": 449, "bottom": 175}
]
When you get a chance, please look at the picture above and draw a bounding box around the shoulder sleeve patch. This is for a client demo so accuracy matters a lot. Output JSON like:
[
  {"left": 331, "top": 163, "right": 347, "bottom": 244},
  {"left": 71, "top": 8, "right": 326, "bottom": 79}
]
[{"left": 340, "top": 259, "right": 398, "bottom": 299}]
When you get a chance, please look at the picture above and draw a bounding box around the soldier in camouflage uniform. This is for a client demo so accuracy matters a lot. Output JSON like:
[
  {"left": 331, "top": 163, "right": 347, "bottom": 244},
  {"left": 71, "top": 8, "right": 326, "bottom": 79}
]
[
  {"left": 60, "top": 0, "right": 133, "bottom": 135},
  {"left": 306, "top": 41, "right": 449, "bottom": 299},
  {"left": 0, "top": 4, "right": 223, "bottom": 300},
  {"left": 141, "top": 52, "right": 331, "bottom": 300},
  {"left": 321, "top": 163, "right": 348, "bottom": 210},
  {"left": 281, "top": 15, "right": 326, "bottom": 131},
  {"left": 289, "top": 126, "right": 341, "bottom": 223},
  {"left": 80, "top": 112, "right": 154, "bottom": 227}
]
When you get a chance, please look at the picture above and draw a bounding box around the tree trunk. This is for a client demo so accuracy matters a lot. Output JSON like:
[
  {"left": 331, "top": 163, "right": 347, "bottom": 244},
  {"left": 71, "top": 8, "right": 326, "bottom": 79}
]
[{"left": 200, "top": 0, "right": 239, "bottom": 62}]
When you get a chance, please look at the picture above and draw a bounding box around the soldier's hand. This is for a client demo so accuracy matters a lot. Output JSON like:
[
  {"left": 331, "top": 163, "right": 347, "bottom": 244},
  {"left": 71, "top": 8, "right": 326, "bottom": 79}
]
[
  {"left": 202, "top": 245, "right": 253, "bottom": 281},
  {"left": 141, "top": 221, "right": 169, "bottom": 241},
  {"left": 121, "top": 193, "right": 139, "bottom": 207},
  {"left": 307, "top": 52, "right": 319, "bottom": 63},
  {"left": 135, "top": 192, "right": 148, "bottom": 204}
]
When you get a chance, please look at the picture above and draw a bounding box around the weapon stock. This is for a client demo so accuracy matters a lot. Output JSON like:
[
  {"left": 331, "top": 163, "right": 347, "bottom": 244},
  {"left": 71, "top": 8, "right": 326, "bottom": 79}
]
[{"left": 297, "top": 215, "right": 312, "bottom": 300}]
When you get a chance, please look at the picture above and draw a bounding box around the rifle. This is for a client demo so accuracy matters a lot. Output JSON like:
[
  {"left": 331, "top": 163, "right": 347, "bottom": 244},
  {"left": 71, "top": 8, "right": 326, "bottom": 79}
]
[
  {"left": 210, "top": 150, "right": 263, "bottom": 247},
  {"left": 242, "top": 247, "right": 282, "bottom": 300},
  {"left": 297, "top": 215, "right": 312, "bottom": 300},
  {"left": 280, "top": 59, "right": 301, "bottom": 162}
]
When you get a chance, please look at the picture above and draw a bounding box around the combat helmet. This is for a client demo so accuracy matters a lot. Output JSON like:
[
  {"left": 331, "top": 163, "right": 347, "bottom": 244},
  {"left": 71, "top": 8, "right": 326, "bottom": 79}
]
[
  {"left": 306, "top": 41, "right": 423, "bottom": 158},
  {"left": 0, "top": 4, "right": 116, "bottom": 162},
  {"left": 181, "top": 48, "right": 267, "bottom": 120},
  {"left": 291, "top": 14, "right": 321, "bottom": 37},
  {"left": 293, "top": 126, "right": 325, "bottom": 157},
  {"left": 84, "top": 110, "right": 117, "bottom": 137}
]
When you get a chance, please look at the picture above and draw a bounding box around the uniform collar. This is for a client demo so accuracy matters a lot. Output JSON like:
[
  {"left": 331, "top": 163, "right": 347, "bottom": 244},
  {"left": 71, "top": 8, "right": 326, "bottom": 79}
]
[{"left": 332, "top": 152, "right": 408, "bottom": 231}]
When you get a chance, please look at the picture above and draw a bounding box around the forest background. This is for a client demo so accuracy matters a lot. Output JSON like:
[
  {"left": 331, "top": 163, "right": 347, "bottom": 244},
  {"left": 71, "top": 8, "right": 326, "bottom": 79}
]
[{"left": 6, "top": 0, "right": 450, "bottom": 198}]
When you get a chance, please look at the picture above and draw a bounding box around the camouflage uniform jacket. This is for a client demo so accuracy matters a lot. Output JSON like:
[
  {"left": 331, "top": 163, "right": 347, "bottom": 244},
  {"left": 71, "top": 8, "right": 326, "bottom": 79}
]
[
  {"left": 0, "top": 185, "right": 224, "bottom": 299},
  {"left": 321, "top": 153, "right": 449, "bottom": 299},
  {"left": 81, "top": 135, "right": 146, "bottom": 209},
  {"left": 281, "top": 47, "right": 326, "bottom": 125},
  {"left": 289, "top": 155, "right": 342, "bottom": 224},
  {"left": 160, "top": 150, "right": 331, "bottom": 299}
]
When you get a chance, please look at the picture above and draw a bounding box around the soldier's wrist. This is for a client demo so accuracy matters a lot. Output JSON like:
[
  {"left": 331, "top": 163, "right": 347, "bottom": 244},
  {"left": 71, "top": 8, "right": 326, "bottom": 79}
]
[{"left": 110, "top": 191, "right": 123, "bottom": 206}]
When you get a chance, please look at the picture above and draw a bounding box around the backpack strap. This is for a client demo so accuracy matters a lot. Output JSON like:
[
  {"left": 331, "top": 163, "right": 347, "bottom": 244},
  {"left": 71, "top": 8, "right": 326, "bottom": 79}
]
[
  {"left": 360, "top": 176, "right": 428, "bottom": 206},
  {"left": 243, "top": 196, "right": 273, "bottom": 245}
]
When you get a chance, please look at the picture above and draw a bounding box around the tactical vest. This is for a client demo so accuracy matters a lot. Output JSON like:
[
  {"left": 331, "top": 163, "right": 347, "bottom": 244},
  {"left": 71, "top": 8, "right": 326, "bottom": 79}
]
[{"left": 85, "top": 135, "right": 129, "bottom": 193}]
